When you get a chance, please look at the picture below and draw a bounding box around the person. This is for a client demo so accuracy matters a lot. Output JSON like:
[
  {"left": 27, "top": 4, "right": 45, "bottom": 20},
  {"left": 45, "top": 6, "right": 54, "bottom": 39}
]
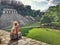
[{"left": 10, "top": 21, "right": 22, "bottom": 40}]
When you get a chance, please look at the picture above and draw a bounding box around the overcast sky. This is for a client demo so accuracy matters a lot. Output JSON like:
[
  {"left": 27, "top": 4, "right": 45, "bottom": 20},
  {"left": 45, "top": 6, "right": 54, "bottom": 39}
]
[{"left": 16, "top": 0, "right": 60, "bottom": 11}]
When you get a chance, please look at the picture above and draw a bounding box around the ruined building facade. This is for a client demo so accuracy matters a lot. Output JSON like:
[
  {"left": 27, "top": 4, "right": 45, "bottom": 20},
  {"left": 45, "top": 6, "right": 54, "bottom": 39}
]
[{"left": 0, "top": 8, "right": 35, "bottom": 29}]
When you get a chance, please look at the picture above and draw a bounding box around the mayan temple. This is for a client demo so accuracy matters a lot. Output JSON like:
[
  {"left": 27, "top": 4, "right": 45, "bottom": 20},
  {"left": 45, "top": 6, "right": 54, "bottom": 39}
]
[{"left": 0, "top": 8, "right": 35, "bottom": 29}]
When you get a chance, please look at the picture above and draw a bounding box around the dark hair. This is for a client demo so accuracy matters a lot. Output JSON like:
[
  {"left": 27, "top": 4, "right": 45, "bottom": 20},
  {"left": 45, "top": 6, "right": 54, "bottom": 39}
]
[{"left": 15, "top": 23, "right": 17, "bottom": 26}]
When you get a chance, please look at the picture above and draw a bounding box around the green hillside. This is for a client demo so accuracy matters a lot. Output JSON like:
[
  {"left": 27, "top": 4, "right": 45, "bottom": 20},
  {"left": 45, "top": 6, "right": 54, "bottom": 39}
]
[
  {"left": 41, "top": 5, "right": 60, "bottom": 24},
  {"left": 27, "top": 28, "right": 60, "bottom": 45}
]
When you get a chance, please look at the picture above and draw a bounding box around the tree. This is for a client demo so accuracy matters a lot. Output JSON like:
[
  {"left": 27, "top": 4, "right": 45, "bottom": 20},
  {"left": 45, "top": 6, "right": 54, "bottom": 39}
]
[{"left": 41, "top": 5, "right": 60, "bottom": 24}]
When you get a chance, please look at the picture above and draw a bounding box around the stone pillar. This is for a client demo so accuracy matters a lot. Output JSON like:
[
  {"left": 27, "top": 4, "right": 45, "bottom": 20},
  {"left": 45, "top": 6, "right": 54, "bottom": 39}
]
[
  {"left": 7, "top": 10, "right": 8, "bottom": 14},
  {"left": 3, "top": 11, "right": 5, "bottom": 14}
]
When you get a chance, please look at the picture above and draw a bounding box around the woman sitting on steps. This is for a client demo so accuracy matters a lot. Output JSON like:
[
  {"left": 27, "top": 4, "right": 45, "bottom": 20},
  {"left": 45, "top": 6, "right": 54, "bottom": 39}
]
[{"left": 10, "top": 21, "right": 22, "bottom": 40}]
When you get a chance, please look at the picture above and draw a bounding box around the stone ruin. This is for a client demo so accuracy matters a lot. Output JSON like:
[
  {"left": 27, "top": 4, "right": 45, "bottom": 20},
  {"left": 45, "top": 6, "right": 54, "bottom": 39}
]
[
  {"left": 0, "top": 30, "right": 50, "bottom": 45},
  {"left": 0, "top": 8, "right": 35, "bottom": 29}
]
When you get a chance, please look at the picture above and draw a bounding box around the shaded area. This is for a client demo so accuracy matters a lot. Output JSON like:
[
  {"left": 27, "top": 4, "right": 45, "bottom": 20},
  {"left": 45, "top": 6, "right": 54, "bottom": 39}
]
[
  {"left": 7, "top": 40, "right": 18, "bottom": 45},
  {"left": 20, "top": 28, "right": 32, "bottom": 36}
]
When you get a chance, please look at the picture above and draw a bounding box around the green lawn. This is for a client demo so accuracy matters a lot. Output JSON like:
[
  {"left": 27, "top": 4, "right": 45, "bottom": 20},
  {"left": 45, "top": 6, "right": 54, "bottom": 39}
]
[
  {"left": 22, "top": 22, "right": 40, "bottom": 27},
  {"left": 20, "top": 28, "right": 32, "bottom": 36},
  {"left": 27, "top": 28, "right": 60, "bottom": 45}
]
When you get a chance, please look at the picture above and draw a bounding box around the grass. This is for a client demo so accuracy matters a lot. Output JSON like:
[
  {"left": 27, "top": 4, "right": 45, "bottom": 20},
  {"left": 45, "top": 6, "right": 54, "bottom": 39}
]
[
  {"left": 27, "top": 28, "right": 60, "bottom": 45},
  {"left": 22, "top": 22, "right": 40, "bottom": 27},
  {"left": 20, "top": 28, "right": 32, "bottom": 36}
]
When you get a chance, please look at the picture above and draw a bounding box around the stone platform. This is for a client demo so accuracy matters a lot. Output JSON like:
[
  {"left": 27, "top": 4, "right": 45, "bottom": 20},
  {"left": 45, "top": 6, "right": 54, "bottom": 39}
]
[{"left": 0, "top": 30, "right": 50, "bottom": 45}]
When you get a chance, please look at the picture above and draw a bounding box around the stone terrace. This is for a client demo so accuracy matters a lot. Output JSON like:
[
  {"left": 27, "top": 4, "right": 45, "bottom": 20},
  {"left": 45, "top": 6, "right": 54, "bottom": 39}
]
[{"left": 0, "top": 30, "right": 50, "bottom": 45}]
